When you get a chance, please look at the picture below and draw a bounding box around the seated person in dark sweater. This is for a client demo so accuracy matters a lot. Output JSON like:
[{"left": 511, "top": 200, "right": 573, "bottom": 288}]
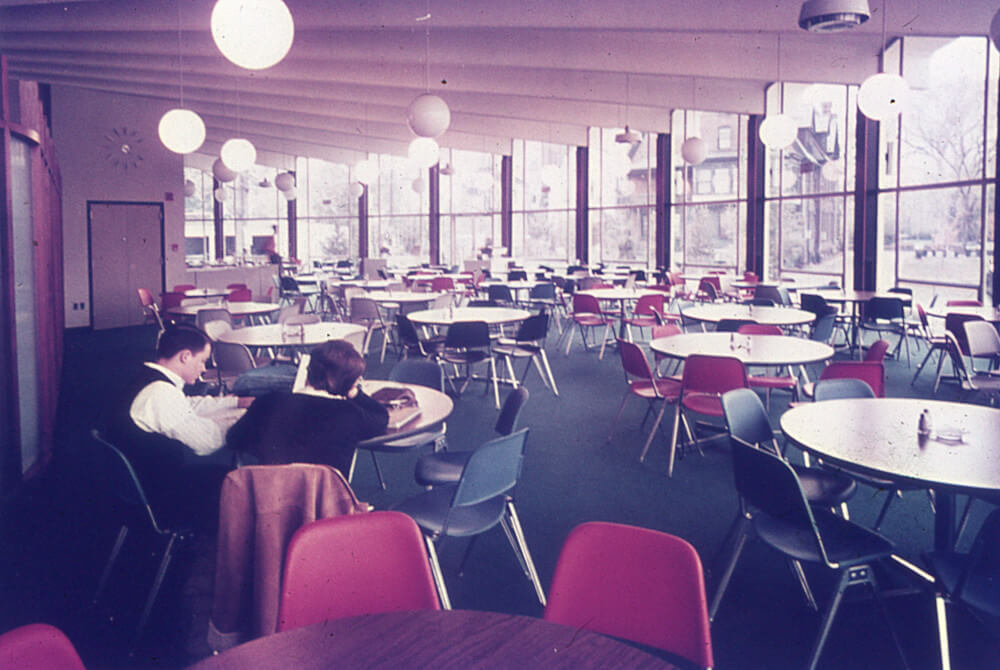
[
  {"left": 104, "top": 323, "right": 253, "bottom": 530},
  {"left": 226, "top": 340, "right": 389, "bottom": 476}
]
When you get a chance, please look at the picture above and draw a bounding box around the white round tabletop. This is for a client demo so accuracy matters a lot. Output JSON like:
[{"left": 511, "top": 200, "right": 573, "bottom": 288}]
[
  {"left": 166, "top": 301, "right": 280, "bottom": 318},
  {"left": 217, "top": 322, "right": 366, "bottom": 348},
  {"left": 407, "top": 306, "right": 531, "bottom": 326},
  {"left": 363, "top": 291, "right": 446, "bottom": 305},
  {"left": 680, "top": 304, "right": 815, "bottom": 327},
  {"left": 579, "top": 287, "right": 658, "bottom": 301},
  {"left": 650, "top": 333, "right": 835, "bottom": 366},
  {"left": 327, "top": 279, "right": 393, "bottom": 291}
]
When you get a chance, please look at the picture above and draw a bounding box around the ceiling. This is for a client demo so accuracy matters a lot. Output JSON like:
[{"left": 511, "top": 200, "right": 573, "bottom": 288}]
[{"left": 0, "top": 0, "right": 995, "bottom": 168}]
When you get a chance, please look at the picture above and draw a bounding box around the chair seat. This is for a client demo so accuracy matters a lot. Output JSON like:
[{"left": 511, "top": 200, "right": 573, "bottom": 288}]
[
  {"left": 748, "top": 375, "right": 797, "bottom": 390},
  {"left": 681, "top": 392, "right": 724, "bottom": 416},
  {"left": 393, "top": 486, "right": 508, "bottom": 537},
  {"left": 792, "top": 465, "right": 858, "bottom": 507},
  {"left": 630, "top": 378, "right": 682, "bottom": 400},
  {"left": 492, "top": 342, "right": 542, "bottom": 357},
  {"left": 440, "top": 350, "right": 491, "bottom": 365},
  {"left": 926, "top": 551, "right": 1000, "bottom": 617},
  {"left": 624, "top": 316, "right": 658, "bottom": 328},
  {"left": 414, "top": 450, "right": 470, "bottom": 486},
  {"left": 573, "top": 314, "right": 609, "bottom": 327},
  {"left": 755, "top": 509, "right": 894, "bottom": 566}
]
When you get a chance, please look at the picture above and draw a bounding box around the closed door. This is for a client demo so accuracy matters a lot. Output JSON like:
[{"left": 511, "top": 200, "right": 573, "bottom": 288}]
[{"left": 89, "top": 202, "right": 163, "bottom": 330}]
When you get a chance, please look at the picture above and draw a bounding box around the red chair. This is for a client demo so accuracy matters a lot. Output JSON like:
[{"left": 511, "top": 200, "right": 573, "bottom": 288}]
[
  {"left": 818, "top": 360, "right": 885, "bottom": 397},
  {"left": 430, "top": 276, "right": 454, "bottom": 292},
  {"left": 226, "top": 282, "right": 248, "bottom": 290},
  {"left": 670, "top": 355, "right": 747, "bottom": 477},
  {"left": 945, "top": 299, "right": 982, "bottom": 307},
  {"left": 650, "top": 323, "right": 684, "bottom": 378},
  {"left": 173, "top": 283, "right": 196, "bottom": 292},
  {"left": 562, "top": 293, "right": 614, "bottom": 358},
  {"left": 0, "top": 623, "right": 86, "bottom": 670},
  {"left": 227, "top": 287, "right": 253, "bottom": 302},
  {"left": 864, "top": 338, "right": 890, "bottom": 362},
  {"left": 695, "top": 276, "right": 721, "bottom": 302},
  {"left": 277, "top": 511, "right": 441, "bottom": 631},
  {"left": 159, "top": 291, "right": 186, "bottom": 311},
  {"left": 608, "top": 339, "right": 682, "bottom": 463},
  {"left": 737, "top": 323, "right": 797, "bottom": 407},
  {"left": 544, "top": 522, "right": 713, "bottom": 670},
  {"left": 137, "top": 287, "right": 164, "bottom": 330},
  {"left": 622, "top": 293, "right": 665, "bottom": 342}
]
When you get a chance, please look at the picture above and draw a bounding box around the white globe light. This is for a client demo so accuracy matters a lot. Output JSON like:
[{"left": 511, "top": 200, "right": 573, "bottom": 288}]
[
  {"left": 158, "top": 108, "right": 206, "bottom": 154},
  {"left": 354, "top": 158, "right": 377, "bottom": 184},
  {"left": 540, "top": 164, "right": 562, "bottom": 187},
  {"left": 212, "top": 157, "right": 237, "bottom": 182},
  {"left": 758, "top": 114, "right": 798, "bottom": 149},
  {"left": 408, "top": 137, "right": 440, "bottom": 169},
  {"left": 412, "top": 177, "right": 426, "bottom": 193},
  {"left": 211, "top": 0, "right": 294, "bottom": 70},
  {"left": 214, "top": 187, "right": 228, "bottom": 202},
  {"left": 991, "top": 9, "right": 1000, "bottom": 50},
  {"left": 406, "top": 93, "right": 451, "bottom": 138},
  {"left": 681, "top": 136, "right": 707, "bottom": 165},
  {"left": 858, "top": 72, "right": 910, "bottom": 121},
  {"left": 183, "top": 179, "right": 196, "bottom": 197},
  {"left": 349, "top": 182, "right": 365, "bottom": 198},
  {"left": 282, "top": 186, "right": 297, "bottom": 201},
  {"left": 274, "top": 172, "right": 295, "bottom": 192},
  {"left": 220, "top": 138, "right": 257, "bottom": 172}
]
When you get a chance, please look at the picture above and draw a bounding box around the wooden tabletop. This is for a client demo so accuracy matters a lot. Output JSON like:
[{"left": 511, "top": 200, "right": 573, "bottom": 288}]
[
  {"left": 680, "top": 304, "right": 815, "bottom": 327},
  {"left": 651, "top": 333, "right": 834, "bottom": 366},
  {"left": 217, "top": 322, "right": 366, "bottom": 348},
  {"left": 166, "top": 301, "right": 280, "bottom": 318},
  {"left": 186, "top": 610, "right": 679, "bottom": 670},
  {"left": 408, "top": 306, "right": 531, "bottom": 326}
]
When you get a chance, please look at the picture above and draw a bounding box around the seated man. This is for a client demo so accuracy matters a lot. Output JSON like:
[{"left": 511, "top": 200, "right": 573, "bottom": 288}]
[
  {"left": 104, "top": 323, "right": 253, "bottom": 530},
  {"left": 226, "top": 340, "right": 388, "bottom": 476}
]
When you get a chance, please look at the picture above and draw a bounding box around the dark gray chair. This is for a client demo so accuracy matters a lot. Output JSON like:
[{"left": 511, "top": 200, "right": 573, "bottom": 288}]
[
  {"left": 492, "top": 312, "right": 558, "bottom": 396},
  {"left": 439, "top": 321, "right": 500, "bottom": 408},
  {"left": 394, "top": 427, "right": 546, "bottom": 609}
]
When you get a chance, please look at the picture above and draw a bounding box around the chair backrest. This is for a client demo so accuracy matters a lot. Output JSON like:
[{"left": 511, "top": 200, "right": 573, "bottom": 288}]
[
  {"left": 720, "top": 388, "right": 775, "bottom": 447},
  {"left": 508, "top": 269, "right": 528, "bottom": 281},
  {"left": 577, "top": 276, "right": 605, "bottom": 291},
  {"left": 681, "top": 355, "right": 748, "bottom": 395},
  {"left": 228, "top": 287, "right": 253, "bottom": 302},
  {"left": 202, "top": 319, "right": 233, "bottom": 341},
  {"left": 173, "top": 283, "right": 196, "bottom": 292},
  {"left": 388, "top": 358, "right": 445, "bottom": 391},
  {"left": 349, "top": 297, "right": 381, "bottom": 322},
  {"left": 863, "top": 296, "right": 905, "bottom": 321},
  {"left": 753, "top": 285, "right": 782, "bottom": 305},
  {"left": 747, "top": 297, "right": 776, "bottom": 306},
  {"left": 651, "top": 323, "right": 683, "bottom": 340},
  {"left": 277, "top": 302, "right": 305, "bottom": 323},
  {"left": 572, "top": 293, "right": 601, "bottom": 314},
  {"left": 864, "top": 339, "right": 891, "bottom": 362},
  {"left": 800, "top": 292, "right": 834, "bottom": 317},
  {"left": 964, "top": 319, "right": 1000, "bottom": 359},
  {"left": 444, "top": 320, "right": 491, "bottom": 349},
  {"left": 430, "top": 276, "right": 454, "bottom": 292},
  {"left": 810, "top": 313, "right": 837, "bottom": 343},
  {"left": 495, "top": 386, "right": 530, "bottom": 436},
  {"left": 283, "top": 313, "right": 321, "bottom": 326},
  {"left": 817, "top": 361, "right": 885, "bottom": 397},
  {"left": 514, "top": 311, "right": 549, "bottom": 342},
  {"left": 737, "top": 323, "right": 782, "bottom": 336},
  {"left": 700, "top": 275, "right": 722, "bottom": 292},
  {"left": 487, "top": 284, "right": 514, "bottom": 304},
  {"left": 0, "top": 623, "right": 87, "bottom": 670},
  {"left": 633, "top": 292, "right": 665, "bottom": 316},
  {"left": 137, "top": 287, "right": 155, "bottom": 308},
  {"left": 944, "top": 330, "right": 975, "bottom": 384},
  {"left": 277, "top": 511, "right": 441, "bottom": 632},
  {"left": 226, "top": 282, "right": 248, "bottom": 290},
  {"left": 945, "top": 312, "right": 984, "bottom": 355},
  {"left": 450, "top": 428, "right": 529, "bottom": 510},
  {"left": 213, "top": 341, "right": 257, "bottom": 375},
  {"left": 543, "top": 521, "right": 713, "bottom": 669},
  {"left": 697, "top": 278, "right": 719, "bottom": 300},
  {"left": 813, "top": 377, "right": 875, "bottom": 401},
  {"left": 160, "top": 291, "right": 186, "bottom": 311},
  {"left": 195, "top": 307, "right": 233, "bottom": 331},
  {"left": 529, "top": 282, "right": 556, "bottom": 300},
  {"left": 955, "top": 506, "right": 1000, "bottom": 616},
  {"left": 716, "top": 318, "right": 756, "bottom": 333},
  {"left": 90, "top": 429, "right": 163, "bottom": 531},
  {"left": 617, "top": 339, "right": 656, "bottom": 386}
]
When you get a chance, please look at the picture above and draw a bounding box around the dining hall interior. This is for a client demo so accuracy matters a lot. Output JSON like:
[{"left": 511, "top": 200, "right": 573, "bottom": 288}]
[{"left": 2, "top": 1, "right": 1000, "bottom": 668}]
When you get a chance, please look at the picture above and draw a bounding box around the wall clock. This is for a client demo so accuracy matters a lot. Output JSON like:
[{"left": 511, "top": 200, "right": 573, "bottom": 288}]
[{"left": 102, "top": 126, "right": 145, "bottom": 172}]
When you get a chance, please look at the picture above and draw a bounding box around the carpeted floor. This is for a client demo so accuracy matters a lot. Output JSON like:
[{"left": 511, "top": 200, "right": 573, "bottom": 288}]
[{"left": 1, "top": 319, "right": 998, "bottom": 669}]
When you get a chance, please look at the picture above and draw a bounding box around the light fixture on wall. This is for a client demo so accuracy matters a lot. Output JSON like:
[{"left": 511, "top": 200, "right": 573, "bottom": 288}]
[
  {"left": 407, "top": 5, "right": 451, "bottom": 138},
  {"left": 221, "top": 137, "right": 257, "bottom": 172},
  {"left": 857, "top": 0, "right": 909, "bottom": 121},
  {"left": 615, "top": 74, "right": 641, "bottom": 144},
  {"left": 759, "top": 35, "right": 798, "bottom": 149},
  {"left": 211, "top": 0, "right": 294, "bottom": 70},
  {"left": 798, "top": 0, "right": 870, "bottom": 32},
  {"left": 158, "top": 4, "right": 205, "bottom": 154},
  {"left": 408, "top": 137, "right": 440, "bottom": 169}
]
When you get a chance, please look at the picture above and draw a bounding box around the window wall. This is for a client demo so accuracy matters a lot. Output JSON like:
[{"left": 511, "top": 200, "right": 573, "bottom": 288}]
[
  {"left": 511, "top": 139, "right": 575, "bottom": 262},
  {"left": 366, "top": 153, "right": 429, "bottom": 268},
  {"left": 439, "top": 148, "right": 502, "bottom": 267},
  {"left": 671, "top": 110, "right": 749, "bottom": 274},
  {"left": 299, "top": 156, "right": 357, "bottom": 263},
  {"left": 762, "top": 82, "right": 854, "bottom": 286},
  {"left": 589, "top": 127, "right": 655, "bottom": 267},
  {"left": 878, "top": 36, "right": 998, "bottom": 306}
]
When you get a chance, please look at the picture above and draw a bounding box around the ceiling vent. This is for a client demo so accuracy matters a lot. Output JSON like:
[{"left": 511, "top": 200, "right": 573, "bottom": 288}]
[
  {"left": 615, "top": 126, "right": 641, "bottom": 144},
  {"left": 798, "top": 0, "right": 870, "bottom": 32}
]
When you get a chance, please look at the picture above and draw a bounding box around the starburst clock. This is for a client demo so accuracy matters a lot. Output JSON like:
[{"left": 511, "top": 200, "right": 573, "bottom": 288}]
[{"left": 102, "top": 126, "right": 145, "bottom": 172}]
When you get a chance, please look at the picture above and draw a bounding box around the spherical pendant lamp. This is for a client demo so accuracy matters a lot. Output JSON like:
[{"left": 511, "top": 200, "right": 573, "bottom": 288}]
[
  {"left": 274, "top": 172, "right": 295, "bottom": 192},
  {"left": 758, "top": 114, "right": 798, "bottom": 149},
  {"left": 158, "top": 108, "right": 206, "bottom": 154},
  {"left": 282, "top": 186, "right": 297, "bottom": 201},
  {"left": 212, "top": 157, "right": 237, "bottom": 183},
  {"left": 183, "top": 179, "right": 197, "bottom": 197},
  {"left": 349, "top": 182, "right": 365, "bottom": 199},
  {"left": 210, "top": 0, "right": 294, "bottom": 70},
  {"left": 858, "top": 72, "right": 909, "bottom": 121},
  {"left": 214, "top": 187, "right": 228, "bottom": 202},
  {"left": 408, "top": 137, "right": 440, "bottom": 169},
  {"left": 681, "top": 137, "right": 707, "bottom": 165},
  {"left": 220, "top": 138, "right": 257, "bottom": 172},
  {"left": 407, "top": 93, "right": 451, "bottom": 138},
  {"left": 412, "top": 177, "right": 426, "bottom": 193}
]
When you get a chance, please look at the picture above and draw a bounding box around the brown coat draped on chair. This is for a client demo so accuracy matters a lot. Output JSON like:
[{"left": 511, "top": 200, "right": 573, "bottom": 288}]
[{"left": 207, "top": 464, "right": 369, "bottom": 652}]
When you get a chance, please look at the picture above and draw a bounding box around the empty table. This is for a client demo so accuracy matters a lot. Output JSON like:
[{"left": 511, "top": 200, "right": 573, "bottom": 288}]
[
  {"left": 187, "top": 610, "right": 679, "bottom": 670},
  {"left": 407, "top": 306, "right": 530, "bottom": 328},
  {"left": 781, "top": 397, "right": 1000, "bottom": 552},
  {"left": 680, "top": 304, "right": 814, "bottom": 328},
  {"left": 650, "top": 332, "right": 834, "bottom": 368},
  {"left": 217, "top": 322, "right": 366, "bottom": 351},
  {"left": 166, "top": 301, "right": 279, "bottom": 324}
]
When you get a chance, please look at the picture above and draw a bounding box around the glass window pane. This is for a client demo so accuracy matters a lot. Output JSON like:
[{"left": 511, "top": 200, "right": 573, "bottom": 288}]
[
  {"left": 895, "top": 186, "right": 982, "bottom": 286},
  {"left": 780, "top": 197, "right": 846, "bottom": 276},
  {"left": 677, "top": 202, "right": 739, "bottom": 269}
]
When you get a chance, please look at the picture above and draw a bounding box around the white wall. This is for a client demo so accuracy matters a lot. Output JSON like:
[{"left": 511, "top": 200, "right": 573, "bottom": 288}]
[{"left": 52, "top": 86, "right": 187, "bottom": 328}]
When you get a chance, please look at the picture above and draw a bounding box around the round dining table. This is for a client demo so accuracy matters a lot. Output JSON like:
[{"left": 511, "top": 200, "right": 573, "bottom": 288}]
[
  {"left": 780, "top": 397, "right": 1000, "bottom": 552},
  {"left": 166, "top": 301, "right": 279, "bottom": 322},
  {"left": 680, "top": 303, "right": 815, "bottom": 328},
  {"left": 186, "top": 610, "right": 680, "bottom": 670},
  {"left": 355, "top": 379, "right": 454, "bottom": 446},
  {"left": 926, "top": 304, "right": 1000, "bottom": 321},
  {"left": 407, "top": 306, "right": 531, "bottom": 327},
  {"left": 183, "top": 287, "right": 229, "bottom": 301},
  {"left": 650, "top": 332, "right": 834, "bottom": 367},
  {"left": 217, "top": 322, "right": 366, "bottom": 350}
]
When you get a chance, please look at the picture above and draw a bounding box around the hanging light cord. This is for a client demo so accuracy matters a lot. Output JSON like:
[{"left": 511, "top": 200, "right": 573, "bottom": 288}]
[
  {"left": 176, "top": 0, "right": 184, "bottom": 107},
  {"left": 879, "top": 0, "right": 888, "bottom": 73},
  {"left": 417, "top": 0, "right": 431, "bottom": 92}
]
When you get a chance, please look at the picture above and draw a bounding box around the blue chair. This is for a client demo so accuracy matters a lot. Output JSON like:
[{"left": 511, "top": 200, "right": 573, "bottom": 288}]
[{"left": 394, "top": 427, "right": 546, "bottom": 609}]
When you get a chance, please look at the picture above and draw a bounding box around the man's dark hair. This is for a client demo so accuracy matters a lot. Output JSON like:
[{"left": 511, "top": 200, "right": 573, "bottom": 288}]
[
  {"left": 307, "top": 340, "right": 365, "bottom": 395},
  {"left": 157, "top": 323, "right": 211, "bottom": 360}
]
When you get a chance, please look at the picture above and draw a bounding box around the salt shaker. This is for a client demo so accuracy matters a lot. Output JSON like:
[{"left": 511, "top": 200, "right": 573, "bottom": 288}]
[{"left": 918, "top": 408, "right": 933, "bottom": 438}]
